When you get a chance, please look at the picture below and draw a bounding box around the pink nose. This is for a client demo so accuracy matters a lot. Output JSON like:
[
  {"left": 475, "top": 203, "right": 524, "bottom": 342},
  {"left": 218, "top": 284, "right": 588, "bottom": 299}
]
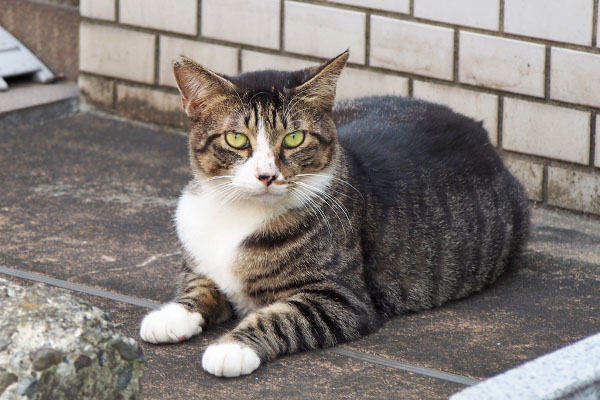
[{"left": 257, "top": 174, "right": 276, "bottom": 186}]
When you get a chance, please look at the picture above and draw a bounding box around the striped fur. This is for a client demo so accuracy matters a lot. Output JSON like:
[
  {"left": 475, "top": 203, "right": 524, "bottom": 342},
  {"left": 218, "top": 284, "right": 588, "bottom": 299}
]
[{"left": 140, "top": 51, "right": 530, "bottom": 376}]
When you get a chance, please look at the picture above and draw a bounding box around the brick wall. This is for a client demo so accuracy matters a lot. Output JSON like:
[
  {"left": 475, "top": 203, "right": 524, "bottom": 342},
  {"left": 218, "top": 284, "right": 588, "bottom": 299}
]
[{"left": 78, "top": 0, "right": 600, "bottom": 215}]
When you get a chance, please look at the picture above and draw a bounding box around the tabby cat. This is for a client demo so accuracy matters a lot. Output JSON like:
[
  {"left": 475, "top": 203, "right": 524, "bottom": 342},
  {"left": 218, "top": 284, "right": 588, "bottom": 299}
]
[{"left": 139, "top": 51, "right": 530, "bottom": 377}]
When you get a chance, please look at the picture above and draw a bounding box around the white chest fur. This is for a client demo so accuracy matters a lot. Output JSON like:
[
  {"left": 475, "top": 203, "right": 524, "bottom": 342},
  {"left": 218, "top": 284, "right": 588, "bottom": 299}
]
[{"left": 175, "top": 189, "right": 270, "bottom": 315}]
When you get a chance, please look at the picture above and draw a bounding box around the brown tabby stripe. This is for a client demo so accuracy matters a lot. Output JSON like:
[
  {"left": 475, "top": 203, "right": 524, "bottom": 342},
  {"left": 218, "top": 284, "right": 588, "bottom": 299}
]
[{"left": 175, "top": 272, "right": 232, "bottom": 325}]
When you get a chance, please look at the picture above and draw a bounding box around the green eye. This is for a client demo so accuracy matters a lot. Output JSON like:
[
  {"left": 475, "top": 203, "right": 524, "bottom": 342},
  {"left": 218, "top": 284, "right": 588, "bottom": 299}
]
[
  {"left": 282, "top": 131, "right": 305, "bottom": 149},
  {"left": 225, "top": 131, "right": 249, "bottom": 149}
]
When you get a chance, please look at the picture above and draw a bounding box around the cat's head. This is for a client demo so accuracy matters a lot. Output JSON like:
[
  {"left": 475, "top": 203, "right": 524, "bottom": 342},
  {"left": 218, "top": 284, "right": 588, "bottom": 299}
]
[{"left": 173, "top": 51, "right": 348, "bottom": 207}]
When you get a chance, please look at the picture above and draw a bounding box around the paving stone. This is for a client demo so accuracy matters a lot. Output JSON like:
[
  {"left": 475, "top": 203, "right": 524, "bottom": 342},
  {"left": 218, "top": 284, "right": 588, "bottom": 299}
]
[{"left": 0, "top": 114, "right": 189, "bottom": 303}]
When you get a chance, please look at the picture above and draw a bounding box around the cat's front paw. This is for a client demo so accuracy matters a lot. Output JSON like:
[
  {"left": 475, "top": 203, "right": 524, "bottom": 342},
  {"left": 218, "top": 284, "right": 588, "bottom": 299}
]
[
  {"left": 202, "top": 342, "right": 261, "bottom": 377},
  {"left": 139, "top": 302, "right": 204, "bottom": 344}
]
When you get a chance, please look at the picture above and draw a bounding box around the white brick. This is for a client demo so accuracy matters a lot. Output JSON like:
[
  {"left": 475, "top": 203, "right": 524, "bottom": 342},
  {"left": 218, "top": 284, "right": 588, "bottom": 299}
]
[
  {"left": 79, "top": 23, "right": 155, "bottom": 84},
  {"left": 505, "top": 0, "right": 593, "bottom": 46},
  {"left": 336, "top": 68, "right": 408, "bottom": 100},
  {"left": 548, "top": 167, "right": 600, "bottom": 214},
  {"left": 202, "top": 0, "right": 280, "bottom": 49},
  {"left": 284, "top": 2, "right": 365, "bottom": 64},
  {"left": 551, "top": 48, "right": 600, "bottom": 108},
  {"left": 503, "top": 98, "right": 590, "bottom": 165},
  {"left": 459, "top": 32, "right": 545, "bottom": 97},
  {"left": 414, "top": 0, "right": 499, "bottom": 30},
  {"left": 370, "top": 17, "right": 454, "bottom": 80},
  {"left": 325, "top": 0, "right": 409, "bottom": 13},
  {"left": 241, "top": 51, "right": 315, "bottom": 72},
  {"left": 502, "top": 157, "right": 544, "bottom": 201},
  {"left": 117, "top": 85, "right": 182, "bottom": 113},
  {"left": 597, "top": 118, "right": 600, "bottom": 168},
  {"left": 120, "top": 0, "right": 197, "bottom": 35},
  {"left": 80, "top": 0, "right": 115, "bottom": 21},
  {"left": 413, "top": 81, "right": 498, "bottom": 145},
  {"left": 78, "top": 74, "right": 114, "bottom": 107},
  {"left": 160, "top": 37, "right": 238, "bottom": 88}
]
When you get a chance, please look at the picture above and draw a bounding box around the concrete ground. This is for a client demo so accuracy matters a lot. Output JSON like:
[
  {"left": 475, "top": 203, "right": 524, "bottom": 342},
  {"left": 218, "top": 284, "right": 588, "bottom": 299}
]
[{"left": 1, "top": 88, "right": 599, "bottom": 399}]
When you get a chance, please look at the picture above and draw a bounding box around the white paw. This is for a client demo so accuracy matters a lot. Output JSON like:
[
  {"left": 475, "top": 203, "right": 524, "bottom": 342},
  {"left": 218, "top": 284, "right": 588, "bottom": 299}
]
[
  {"left": 139, "top": 302, "right": 204, "bottom": 344},
  {"left": 202, "top": 343, "right": 261, "bottom": 377}
]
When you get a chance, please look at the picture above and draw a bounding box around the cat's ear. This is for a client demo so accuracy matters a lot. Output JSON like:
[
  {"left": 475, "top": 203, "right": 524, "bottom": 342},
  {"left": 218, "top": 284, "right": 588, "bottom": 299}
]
[
  {"left": 294, "top": 50, "right": 349, "bottom": 112},
  {"left": 173, "top": 56, "right": 236, "bottom": 118}
]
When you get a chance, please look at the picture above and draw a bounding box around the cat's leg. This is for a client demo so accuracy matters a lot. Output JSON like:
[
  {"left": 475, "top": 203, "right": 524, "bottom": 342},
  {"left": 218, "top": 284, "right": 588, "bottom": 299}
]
[
  {"left": 140, "top": 270, "right": 232, "bottom": 344},
  {"left": 202, "top": 290, "right": 373, "bottom": 377}
]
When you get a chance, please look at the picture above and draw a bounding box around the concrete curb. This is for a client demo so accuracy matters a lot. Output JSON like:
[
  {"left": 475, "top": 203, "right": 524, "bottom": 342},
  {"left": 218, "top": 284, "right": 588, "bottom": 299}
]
[{"left": 450, "top": 333, "right": 600, "bottom": 400}]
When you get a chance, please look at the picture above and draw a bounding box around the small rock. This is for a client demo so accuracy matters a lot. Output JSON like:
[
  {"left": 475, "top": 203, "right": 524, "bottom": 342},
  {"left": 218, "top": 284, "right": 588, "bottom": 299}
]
[
  {"left": 15, "top": 377, "right": 37, "bottom": 397},
  {"left": 109, "top": 338, "right": 140, "bottom": 361},
  {"left": 30, "top": 348, "right": 62, "bottom": 371},
  {"left": 74, "top": 355, "right": 92, "bottom": 371},
  {"left": 0, "top": 370, "right": 18, "bottom": 393},
  {"left": 0, "top": 339, "right": 10, "bottom": 352},
  {"left": 118, "top": 365, "right": 133, "bottom": 390}
]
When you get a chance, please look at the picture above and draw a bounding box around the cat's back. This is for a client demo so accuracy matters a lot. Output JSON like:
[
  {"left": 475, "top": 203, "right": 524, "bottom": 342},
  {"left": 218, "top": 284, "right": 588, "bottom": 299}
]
[
  {"left": 333, "top": 96, "right": 501, "bottom": 179},
  {"left": 333, "top": 96, "right": 530, "bottom": 316}
]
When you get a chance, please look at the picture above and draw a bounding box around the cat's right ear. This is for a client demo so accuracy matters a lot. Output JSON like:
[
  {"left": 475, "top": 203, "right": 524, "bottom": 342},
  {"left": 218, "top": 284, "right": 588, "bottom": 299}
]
[{"left": 173, "top": 56, "right": 236, "bottom": 118}]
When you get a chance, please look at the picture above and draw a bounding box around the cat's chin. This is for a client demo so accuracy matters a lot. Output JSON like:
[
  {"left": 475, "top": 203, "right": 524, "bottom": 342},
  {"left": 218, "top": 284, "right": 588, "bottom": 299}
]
[{"left": 246, "top": 191, "right": 286, "bottom": 205}]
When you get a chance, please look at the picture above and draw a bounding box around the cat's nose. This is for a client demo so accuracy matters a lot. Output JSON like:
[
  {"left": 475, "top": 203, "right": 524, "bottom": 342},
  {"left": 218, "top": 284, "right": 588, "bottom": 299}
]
[{"left": 257, "top": 174, "right": 276, "bottom": 187}]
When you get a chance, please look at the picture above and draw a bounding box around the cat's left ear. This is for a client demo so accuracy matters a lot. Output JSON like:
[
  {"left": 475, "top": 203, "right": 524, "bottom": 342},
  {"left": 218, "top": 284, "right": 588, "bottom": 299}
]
[
  {"left": 172, "top": 56, "right": 237, "bottom": 119},
  {"left": 294, "top": 50, "right": 349, "bottom": 112}
]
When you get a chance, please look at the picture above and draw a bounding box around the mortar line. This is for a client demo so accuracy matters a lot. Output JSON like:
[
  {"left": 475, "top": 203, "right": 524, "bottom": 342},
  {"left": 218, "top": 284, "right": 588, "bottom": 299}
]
[
  {"left": 196, "top": 0, "right": 202, "bottom": 39},
  {"left": 329, "top": 347, "right": 480, "bottom": 386},
  {"left": 499, "top": 0, "right": 505, "bottom": 32},
  {"left": 497, "top": 96, "right": 504, "bottom": 149},
  {"left": 0, "top": 265, "right": 161, "bottom": 310},
  {"left": 544, "top": 46, "right": 551, "bottom": 101},
  {"left": 365, "top": 12, "right": 371, "bottom": 66},
  {"left": 279, "top": 0, "right": 285, "bottom": 51},
  {"left": 453, "top": 28, "right": 460, "bottom": 83},
  {"left": 590, "top": 113, "right": 596, "bottom": 167},
  {"left": 0, "top": 265, "right": 481, "bottom": 387},
  {"left": 593, "top": 0, "right": 598, "bottom": 47}
]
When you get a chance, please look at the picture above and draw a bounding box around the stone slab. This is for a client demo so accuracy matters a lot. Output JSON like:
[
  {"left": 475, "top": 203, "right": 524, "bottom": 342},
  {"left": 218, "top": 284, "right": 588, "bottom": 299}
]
[
  {"left": 451, "top": 333, "right": 600, "bottom": 400},
  {"left": 0, "top": 81, "right": 79, "bottom": 114},
  {"left": 341, "top": 250, "right": 599, "bottom": 380},
  {"left": 0, "top": 113, "right": 189, "bottom": 303}
]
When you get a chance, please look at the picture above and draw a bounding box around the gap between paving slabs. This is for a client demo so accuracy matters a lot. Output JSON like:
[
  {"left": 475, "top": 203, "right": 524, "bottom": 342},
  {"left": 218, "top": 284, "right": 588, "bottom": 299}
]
[{"left": 0, "top": 264, "right": 479, "bottom": 388}]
